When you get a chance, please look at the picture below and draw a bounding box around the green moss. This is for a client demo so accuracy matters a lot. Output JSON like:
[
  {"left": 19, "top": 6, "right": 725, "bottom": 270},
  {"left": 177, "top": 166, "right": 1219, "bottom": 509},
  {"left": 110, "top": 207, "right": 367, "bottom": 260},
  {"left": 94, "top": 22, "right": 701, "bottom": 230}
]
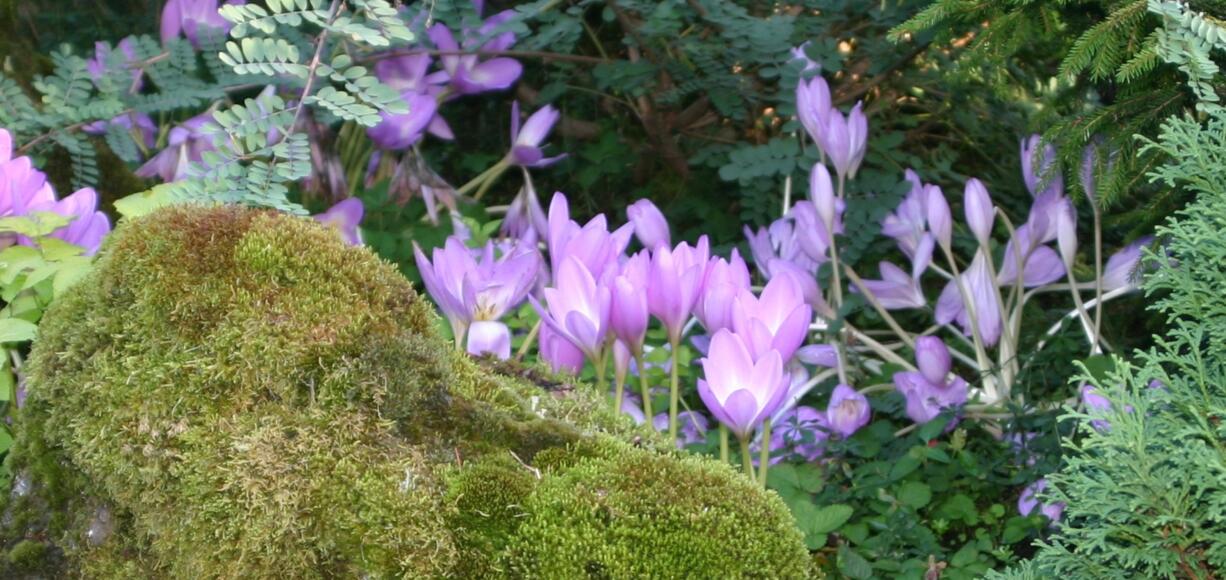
[
  {"left": 502, "top": 442, "right": 812, "bottom": 579},
  {"left": 6, "top": 540, "right": 46, "bottom": 570},
  {"left": 16, "top": 205, "right": 810, "bottom": 578}
]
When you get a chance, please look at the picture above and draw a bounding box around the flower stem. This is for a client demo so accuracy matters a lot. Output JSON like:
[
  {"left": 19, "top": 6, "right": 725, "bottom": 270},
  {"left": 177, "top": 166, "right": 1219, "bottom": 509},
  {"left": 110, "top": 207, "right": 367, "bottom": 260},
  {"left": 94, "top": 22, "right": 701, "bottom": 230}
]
[
  {"left": 757, "top": 419, "right": 772, "bottom": 487},
  {"left": 455, "top": 159, "right": 509, "bottom": 199},
  {"left": 514, "top": 319, "right": 541, "bottom": 362},
  {"left": 720, "top": 425, "right": 729, "bottom": 464},
  {"left": 637, "top": 354, "right": 653, "bottom": 418},
  {"left": 613, "top": 367, "right": 626, "bottom": 415},
  {"left": 739, "top": 436, "right": 754, "bottom": 480},
  {"left": 594, "top": 348, "right": 609, "bottom": 395},
  {"left": 668, "top": 339, "right": 681, "bottom": 442}
]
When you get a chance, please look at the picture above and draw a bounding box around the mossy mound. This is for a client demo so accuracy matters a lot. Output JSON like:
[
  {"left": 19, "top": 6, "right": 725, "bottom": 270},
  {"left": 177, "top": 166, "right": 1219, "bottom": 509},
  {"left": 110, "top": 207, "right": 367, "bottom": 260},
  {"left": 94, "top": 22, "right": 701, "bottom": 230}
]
[{"left": 5, "top": 205, "right": 811, "bottom": 578}]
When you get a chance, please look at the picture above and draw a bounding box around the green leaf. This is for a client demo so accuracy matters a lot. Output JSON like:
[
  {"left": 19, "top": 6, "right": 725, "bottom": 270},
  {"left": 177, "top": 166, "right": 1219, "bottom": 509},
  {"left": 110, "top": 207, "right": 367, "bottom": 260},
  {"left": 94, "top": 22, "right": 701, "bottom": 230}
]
[
  {"left": 809, "top": 503, "right": 854, "bottom": 535},
  {"left": 1080, "top": 354, "right": 1116, "bottom": 384},
  {"left": 888, "top": 453, "right": 921, "bottom": 480},
  {"left": 897, "top": 481, "right": 932, "bottom": 509},
  {"left": 837, "top": 544, "right": 873, "bottom": 579},
  {"left": 950, "top": 542, "right": 979, "bottom": 567},
  {"left": 115, "top": 185, "right": 180, "bottom": 218},
  {"left": 0, "top": 318, "right": 37, "bottom": 343},
  {"left": 936, "top": 494, "right": 980, "bottom": 525}
]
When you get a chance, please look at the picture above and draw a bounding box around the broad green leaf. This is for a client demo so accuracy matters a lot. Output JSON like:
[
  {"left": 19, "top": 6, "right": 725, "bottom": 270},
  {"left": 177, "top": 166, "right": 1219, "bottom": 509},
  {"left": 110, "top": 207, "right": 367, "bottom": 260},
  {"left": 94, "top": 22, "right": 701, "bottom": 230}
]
[
  {"left": 809, "top": 503, "right": 854, "bottom": 535},
  {"left": 897, "top": 481, "right": 932, "bottom": 509},
  {"left": 115, "top": 184, "right": 180, "bottom": 218},
  {"left": 0, "top": 318, "right": 37, "bottom": 343},
  {"left": 837, "top": 544, "right": 873, "bottom": 579}
]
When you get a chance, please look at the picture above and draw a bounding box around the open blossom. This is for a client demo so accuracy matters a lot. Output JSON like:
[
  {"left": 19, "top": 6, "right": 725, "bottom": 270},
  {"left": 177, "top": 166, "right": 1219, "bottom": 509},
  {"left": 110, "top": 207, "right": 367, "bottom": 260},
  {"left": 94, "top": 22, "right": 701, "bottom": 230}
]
[
  {"left": 648, "top": 237, "right": 710, "bottom": 343},
  {"left": 546, "top": 192, "right": 632, "bottom": 284},
  {"left": 428, "top": 15, "right": 522, "bottom": 96},
  {"left": 854, "top": 233, "right": 933, "bottom": 311},
  {"left": 1018, "top": 479, "right": 1065, "bottom": 523},
  {"left": 368, "top": 92, "right": 439, "bottom": 150},
  {"left": 893, "top": 337, "right": 969, "bottom": 425},
  {"left": 819, "top": 103, "right": 868, "bottom": 181},
  {"left": 1, "top": 129, "right": 110, "bottom": 255},
  {"left": 313, "top": 198, "right": 364, "bottom": 246},
  {"left": 626, "top": 198, "right": 669, "bottom": 249},
  {"left": 135, "top": 112, "right": 216, "bottom": 183},
  {"left": 414, "top": 237, "right": 540, "bottom": 358},
  {"left": 730, "top": 274, "right": 811, "bottom": 361},
  {"left": 791, "top": 198, "right": 845, "bottom": 265},
  {"left": 697, "top": 330, "right": 789, "bottom": 439},
  {"left": 162, "top": 0, "right": 243, "bottom": 48},
  {"left": 796, "top": 76, "right": 832, "bottom": 148},
  {"left": 501, "top": 182, "right": 549, "bottom": 242},
  {"left": 826, "top": 384, "right": 870, "bottom": 438},
  {"left": 532, "top": 256, "right": 612, "bottom": 361},
  {"left": 370, "top": 53, "right": 452, "bottom": 145},
  {"left": 881, "top": 170, "right": 929, "bottom": 257},
  {"left": 508, "top": 102, "right": 565, "bottom": 168}
]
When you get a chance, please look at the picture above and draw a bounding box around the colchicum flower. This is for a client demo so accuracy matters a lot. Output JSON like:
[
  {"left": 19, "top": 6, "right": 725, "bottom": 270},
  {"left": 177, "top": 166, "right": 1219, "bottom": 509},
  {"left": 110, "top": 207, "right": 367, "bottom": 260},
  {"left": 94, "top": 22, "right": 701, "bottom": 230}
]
[
  {"left": 539, "top": 322, "right": 584, "bottom": 374},
  {"left": 853, "top": 233, "right": 933, "bottom": 311},
  {"left": 609, "top": 251, "right": 651, "bottom": 355},
  {"left": 135, "top": 112, "right": 216, "bottom": 183},
  {"left": 647, "top": 237, "right": 710, "bottom": 344},
  {"left": 1101, "top": 236, "right": 1154, "bottom": 291},
  {"left": 532, "top": 256, "right": 612, "bottom": 361},
  {"left": 893, "top": 337, "right": 969, "bottom": 425},
  {"left": 161, "top": 0, "right": 242, "bottom": 48},
  {"left": 936, "top": 253, "right": 1004, "bottom": 346},
  {"left": 428, "top": 16, "right": 522, "bottom": 96},
  {"left": 546, "top": 192, "right": 632, "bottom": 284},
  {"left": 697, "top": 329, "right": 788, "bottom": 439},
  {"left": 370, "top": 53, "right": 452, "bottom": 145},
  {"left": 730, "top": 274, "right": 811, "bottom": 361},
  {"left": 626, "top": 198, "right": 670, "bottom": 249},
  {"left": 1, "top": 129, "right": 111, "bottom": 255},
  {"left": 1020, "top": 134, "right": 1063, "bottom": 199},
  {"left": 87, "top": 37, "right": 143, "bottom": 90},
  {"left": 313, "top": 198, "right": 364, "bottom": 246},
  {"left": 1018, "top": 479, "right": 1065, "bottom": 524},
  {"left": 508, "top": 102, "right": 565, "bottom": 168},
  {"left": 825, "top": 384, "right": 870, "bottom": 438},
  {"left": 964, "top": 178, "right": 995, "bottom": 248},
  {"left": 818, "top": 103, "right": 868, "bottom": 181},
  {"left": 415, "top": 237, "right": 540, "bottom": 359},
  {"left": 796, "top": 76, "right": 832, "bottom": 148},
  {"left": 694, "top": 249, "right": 751, "bottom": 334}
]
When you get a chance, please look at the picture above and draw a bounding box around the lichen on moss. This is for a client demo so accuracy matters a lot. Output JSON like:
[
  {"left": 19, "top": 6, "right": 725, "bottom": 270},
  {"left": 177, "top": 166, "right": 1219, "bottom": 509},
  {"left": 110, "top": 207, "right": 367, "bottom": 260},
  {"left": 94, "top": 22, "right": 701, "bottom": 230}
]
[{"left": 11, "top": 205, "right": 811, "bottom": 578}]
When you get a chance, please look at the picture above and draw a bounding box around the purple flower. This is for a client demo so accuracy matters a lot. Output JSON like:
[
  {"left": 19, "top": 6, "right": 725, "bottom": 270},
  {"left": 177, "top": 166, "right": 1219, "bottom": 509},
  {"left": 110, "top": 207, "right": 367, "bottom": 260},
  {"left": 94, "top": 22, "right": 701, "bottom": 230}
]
[
  {"left": 766, "top": 257, "right": 830, "bottom": 318},
  {"left": 964, "top": 178, "right": 995, "bottom": 248},
  {"left": 647, "top": 237, "right": 710, "bottom": 344},
  {"left": 915, "top": 336, "right": 952, "bottom": 385},
  {"left": 87, "top": 37, "right": 142, "bottom": 90},
  {"left": 652, "top": 411, "right": 710, "bottom": 448},
  {"left": 609, "top": 251, "right": 650, "bottom": 354},
  {"left": 368, "top": 92, "right": 440, "bottom": 150},
  {"left": 546, "top": 192, "right": 632, "bottom": 284},
  {"left": 1018, "top": 479, "right": 1065, "bottom": 523},
  {"left": 1081, "top": 384, "right": 1114, "bottom": 432},
  {"left": 1056, "top": 197, "right": 1078, "bottom": 269},
  {"left": 926, "top": 184, "right": 952, "bottom": 250},
  {"left": 626, "top": 198, "right": 670, "bottom": 249},
  {"left": 855, "top": 254, "right": 930, "bottom": 311},
  {"left": 532, "top": 256, "right": 612, "bottom": 361},
  {"left": 697, "top": 329, "right": 789, "bottom": 439},
  {"left": 881, "top": 170, "right": 929, "bottom": 258},
  {"left": 893, "top": 370, "right": 969, "bottom": 426},
  {"left": 313, "top": 198, "right": 364, "bottom": 246},
  {"left": 996, "top": 226, "right": 1066, "bottom": 288},
  {"left": 768, "top": 405, "right": 828, "bottom": 463},
  {"left": 826, "top": 384, "right": 870, "bottom": 438},
  {"left": 429, "top": 22, "right": 522, "bottom": 95},
  {"left": 730, "top": 275, "right": 812, "bottom": 361},
  {"left": 808, "top": 163, "right": 838, "bottom": 231},
  {"left": 35, "top": 187, "right": 111, "bottom": 256},
  {"left": 936, "top": 253, "right": 1003, "bottom": 346},
  {"left": 797, "top": 344, "right": 838, "bottom": 368},
  {"left": 372, "top": 53, "right": 452, "bottom": 142},
  {"left": 539, "top": 322, "right": 584, "bottom": 374},
  {"left": 796, "top": 76, "right": 832, "bottom": 148},
  {"left": 501, "top": 182, "right": 548, "bottom": 242},
  {"left": 694, "top": 249, "right": 751, "bottom": 334},
  {"left": 415, "top": 237, "right": 539, "bottom": 358},
  {"left": 0, "top": 130, "right": 58, "bottom": 218},
  {"left": 818, "top": 103, "right": 869, "bottom": 181},
  {"left": 1102, "top": 236, "right": 1153, "bottom": 290},
  {"left": 83, "top": 112, "right": 158, "bottom": 153},
  {"left": 745, "top": 216, "right": 819, "bottom": 275},
  {"left": 162, "top": 0, "right": 242, "bottom": 48},
  {"left": 135, "top": 112, "right": 216, "bottom": 183},
  {"left": 790, "top": 43, "right": 821, "bottom": 73},
  {"left": 508, "top": 102, "right": 565, "bottom": 168},
  {"left": 1020, "top": 134, "right": 1063, "bottom": 199}
]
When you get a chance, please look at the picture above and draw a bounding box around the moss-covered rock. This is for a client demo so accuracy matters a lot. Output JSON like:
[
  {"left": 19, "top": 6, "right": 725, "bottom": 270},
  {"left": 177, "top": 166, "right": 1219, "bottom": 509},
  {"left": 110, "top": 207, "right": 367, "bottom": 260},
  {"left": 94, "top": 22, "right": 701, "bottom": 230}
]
[{"left": 10, "top": 205, "right": 811, "bottom": 578}]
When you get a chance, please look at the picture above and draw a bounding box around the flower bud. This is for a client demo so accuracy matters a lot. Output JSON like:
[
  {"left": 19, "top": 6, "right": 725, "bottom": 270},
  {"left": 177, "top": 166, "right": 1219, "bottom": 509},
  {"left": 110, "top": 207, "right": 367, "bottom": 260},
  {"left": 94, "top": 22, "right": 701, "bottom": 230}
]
[
  {"left": 964, "top": 178, "right": 994, "bottom": 248},
  {"left": 915, "top": 336, "right": 952, "bottom": 385}
]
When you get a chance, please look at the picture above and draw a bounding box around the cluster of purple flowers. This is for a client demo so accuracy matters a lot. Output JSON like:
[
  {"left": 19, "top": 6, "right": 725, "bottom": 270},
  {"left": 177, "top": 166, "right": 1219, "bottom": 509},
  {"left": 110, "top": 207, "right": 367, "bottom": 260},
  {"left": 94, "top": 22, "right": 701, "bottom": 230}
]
[{"left": 0, "top": 129, "right": 111, "bottom": 255}]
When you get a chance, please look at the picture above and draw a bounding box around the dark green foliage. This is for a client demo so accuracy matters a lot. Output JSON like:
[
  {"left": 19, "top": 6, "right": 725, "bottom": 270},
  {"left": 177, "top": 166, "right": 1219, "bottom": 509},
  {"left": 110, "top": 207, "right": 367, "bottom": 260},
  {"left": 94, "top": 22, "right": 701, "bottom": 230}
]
[
  {"left": 6, "top": 205, "right": 811, "bottom": 578},
  {"left": 991, "top": 108, "right": 1226, "bottom": 580}
]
